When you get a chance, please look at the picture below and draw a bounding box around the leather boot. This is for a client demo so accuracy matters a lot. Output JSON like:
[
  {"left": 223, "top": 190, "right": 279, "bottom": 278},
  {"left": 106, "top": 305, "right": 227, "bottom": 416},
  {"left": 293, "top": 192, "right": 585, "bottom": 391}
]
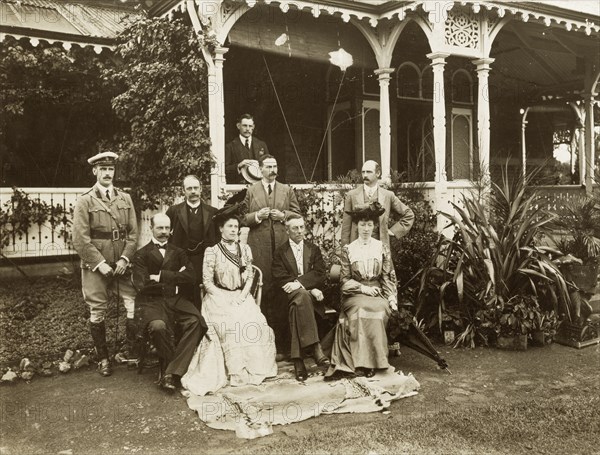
[{"left": 90, "top": 321, "right": 112, "bottom": 377}]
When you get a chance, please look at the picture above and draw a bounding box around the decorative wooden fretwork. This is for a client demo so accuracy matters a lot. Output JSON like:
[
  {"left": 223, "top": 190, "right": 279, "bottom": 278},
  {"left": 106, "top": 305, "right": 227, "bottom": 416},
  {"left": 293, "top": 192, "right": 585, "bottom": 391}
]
[{"left": 444, "top": 9, "right": 480, "bottom": 49}]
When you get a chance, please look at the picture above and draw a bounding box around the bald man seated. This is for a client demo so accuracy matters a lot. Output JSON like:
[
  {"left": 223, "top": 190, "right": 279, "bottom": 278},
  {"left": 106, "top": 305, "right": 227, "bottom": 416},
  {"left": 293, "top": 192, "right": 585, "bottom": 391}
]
[{"left": 132, "top": 213, "right": 207, "bottom": 392}]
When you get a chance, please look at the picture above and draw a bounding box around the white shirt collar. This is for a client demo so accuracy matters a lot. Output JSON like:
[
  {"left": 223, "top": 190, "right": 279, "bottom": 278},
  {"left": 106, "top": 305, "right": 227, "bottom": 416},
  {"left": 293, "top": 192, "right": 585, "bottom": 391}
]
[
  {"left": 290, "top": 239, "right": 304, "bottom": 249},
  {"left": 152, "top": 236, "right": 167, "bottom": 247},
  {"left": 262, "top": 180, "right": 275, "bottom": 192},
  {"left": 186, "top": 200, "right": 201, "bottom": 209},
  {"left": 363, "top": 183, "right": 378, "bottom": 195},
  {"left": 240, "top": 135, "right": 251, "bottom": 147},
  {"left": 96, "top": 182, "right": 114, "bottom": 197}
]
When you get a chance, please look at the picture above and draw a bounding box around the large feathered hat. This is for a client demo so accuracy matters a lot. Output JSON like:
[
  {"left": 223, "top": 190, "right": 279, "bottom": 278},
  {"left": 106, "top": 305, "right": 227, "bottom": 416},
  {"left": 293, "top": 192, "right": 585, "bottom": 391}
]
[{"left": 345, "top": 201, "right": 385, "bottom": 222}]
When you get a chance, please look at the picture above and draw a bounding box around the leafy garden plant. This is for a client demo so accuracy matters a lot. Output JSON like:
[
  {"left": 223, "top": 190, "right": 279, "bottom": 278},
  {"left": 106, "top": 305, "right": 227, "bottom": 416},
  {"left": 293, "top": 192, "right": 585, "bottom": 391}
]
[
  {"left": 104, "top": 17, "right": 216, "bottom": 209},
  {"left": 417, "top": 165, "right": 571, "bottom": 347},
  {"left": 550, "top": 195, "right": 600, "bottom": 265}
]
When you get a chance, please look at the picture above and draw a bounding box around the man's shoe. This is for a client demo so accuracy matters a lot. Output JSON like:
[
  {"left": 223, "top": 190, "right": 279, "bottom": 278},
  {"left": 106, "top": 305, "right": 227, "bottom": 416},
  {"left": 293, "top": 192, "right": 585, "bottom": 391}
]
[
  {"left": 293, "top": 359, "right": 308, "bottom": 382},
  {"left": 313, "top": 343, "right": 330, "bottom": 367},
  {"left": 97, "top": 359, "right": 112, "bottom": 377},
  {"left": 159, "top": 374, "right": 177, "bottom": 392}
]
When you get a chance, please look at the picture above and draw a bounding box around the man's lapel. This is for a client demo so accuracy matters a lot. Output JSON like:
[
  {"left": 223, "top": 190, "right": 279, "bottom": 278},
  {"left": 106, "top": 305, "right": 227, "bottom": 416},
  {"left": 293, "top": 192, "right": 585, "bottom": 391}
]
[
  {"left": 377, "top": 187, "right": 385, "bottom": 206},
  {"left": 302, "top": 243, "right": 311, "bottom": 275},
  {"left": 283, "top": 243, "right": 299, "bottom": 277},
  {"left": 238, "top": 137, "right": 252, "bottom": 160},
  {"left": 356, "top": 187, "right": 365, "bottom": 206},
  {"left": 162, "top": 244, "right": 175, "bottom": 267},
  {"left": 257, "top": 182, "right": 269, "bottom": 208},
  {"left": 149, "top": 243, "right": 164, "bottom": 268},
  {"left": 201, "top": 203, "right": 212, "bottom": 236},
  {"left": 178, "top": 202, "right": 189, "bottom": 235}
]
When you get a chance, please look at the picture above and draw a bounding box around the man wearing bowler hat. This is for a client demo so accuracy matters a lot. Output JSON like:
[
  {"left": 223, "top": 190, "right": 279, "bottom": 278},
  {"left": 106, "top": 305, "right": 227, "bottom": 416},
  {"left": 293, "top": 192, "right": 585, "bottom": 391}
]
[{"left": 72, "top": 151, "right": 138, "bottom": 377}]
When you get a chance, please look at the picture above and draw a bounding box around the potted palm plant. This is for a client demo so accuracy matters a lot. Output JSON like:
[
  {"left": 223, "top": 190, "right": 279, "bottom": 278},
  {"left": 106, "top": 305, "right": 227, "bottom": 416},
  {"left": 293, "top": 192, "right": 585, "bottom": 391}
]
[
  {"left": 549, "top": 195, "right": 600, "bottom": 347},
  {"left": 551, "top": 195, "right": 600, "bottom": 292}
]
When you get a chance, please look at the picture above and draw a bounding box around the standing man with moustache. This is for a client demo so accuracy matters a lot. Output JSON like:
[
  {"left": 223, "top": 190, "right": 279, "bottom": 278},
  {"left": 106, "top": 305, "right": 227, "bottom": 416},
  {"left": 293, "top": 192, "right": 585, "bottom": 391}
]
[
  {"left": 166, "top": 175, "right": 218, "bottom": 309},
  {"left": 225, "top": 114, "right": 269, "bottom": 183},
  {"left": 341, "top": 160, "right": 415, "bottom": 247},
  {"left": 243, "top": 154, "right": 300, "bottom": 354},
  {"left": 72, "top": 151, "right": 138, "bottom": 377}
]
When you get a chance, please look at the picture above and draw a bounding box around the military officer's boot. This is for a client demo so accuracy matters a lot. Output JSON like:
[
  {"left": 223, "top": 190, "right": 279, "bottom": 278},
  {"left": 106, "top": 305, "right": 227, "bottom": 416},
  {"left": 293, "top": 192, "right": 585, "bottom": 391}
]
[{"left": 90, "top": 321, "right": 112, "bottom": 377}]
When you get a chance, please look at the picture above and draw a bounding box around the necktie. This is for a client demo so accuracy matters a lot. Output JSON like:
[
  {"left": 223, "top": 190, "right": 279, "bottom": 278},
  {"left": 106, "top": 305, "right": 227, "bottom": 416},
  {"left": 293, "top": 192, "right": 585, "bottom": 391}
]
[
  {"left": 245, "top": 138, "right": 250, "bottom": 149},
  {"left": 268, "top": 184, "right": 272, "bottom": 195},
  {"left": 105, "top": 189, "right": 111, "bottom": 200},
  {"left": 293, "top": 244, "right": 303, "bottom": 275}
]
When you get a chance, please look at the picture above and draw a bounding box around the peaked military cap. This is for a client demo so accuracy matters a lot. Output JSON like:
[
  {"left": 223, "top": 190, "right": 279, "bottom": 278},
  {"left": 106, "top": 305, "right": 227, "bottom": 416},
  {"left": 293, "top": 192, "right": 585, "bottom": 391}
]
[{"left": 87, "top": 151, "right": 119, "bottom": 166}]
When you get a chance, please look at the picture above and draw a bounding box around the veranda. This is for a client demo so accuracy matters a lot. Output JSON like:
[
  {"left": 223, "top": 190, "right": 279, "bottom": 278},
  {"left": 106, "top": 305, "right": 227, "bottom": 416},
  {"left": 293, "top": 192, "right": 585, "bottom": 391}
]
[{"left": 1, "top": 0, "right": 599, "bottom": 262}]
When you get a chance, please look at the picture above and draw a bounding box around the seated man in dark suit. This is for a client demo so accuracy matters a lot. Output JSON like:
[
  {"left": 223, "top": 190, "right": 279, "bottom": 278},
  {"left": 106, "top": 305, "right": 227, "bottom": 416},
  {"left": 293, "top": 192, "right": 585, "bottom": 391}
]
[
  {"left": 272, "top": 213, "right": 329, "bottom": 381},
  {"left": 132, "top": 213, "right": 207, "bottom": 391}
]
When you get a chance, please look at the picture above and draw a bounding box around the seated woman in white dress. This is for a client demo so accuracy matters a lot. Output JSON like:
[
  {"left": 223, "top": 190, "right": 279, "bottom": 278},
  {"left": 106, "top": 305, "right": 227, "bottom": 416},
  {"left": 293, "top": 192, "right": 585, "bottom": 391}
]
[
  {"left": 182, "top": 204, "right": 277, "bottom": 396},
  {"left": 325, "top": 202, "right": 398, "bottom": 380}
]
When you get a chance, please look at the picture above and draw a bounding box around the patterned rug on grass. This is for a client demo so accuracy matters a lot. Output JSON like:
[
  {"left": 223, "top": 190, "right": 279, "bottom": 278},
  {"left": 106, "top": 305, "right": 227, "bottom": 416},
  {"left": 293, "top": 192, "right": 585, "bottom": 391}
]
[{"left": 182, "top": 361, "right": 420, "bottom": 436}]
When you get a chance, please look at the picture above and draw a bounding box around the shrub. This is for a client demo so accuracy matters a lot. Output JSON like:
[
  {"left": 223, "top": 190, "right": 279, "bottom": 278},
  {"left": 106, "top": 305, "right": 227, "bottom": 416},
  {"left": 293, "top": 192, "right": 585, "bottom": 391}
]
[{"left": 417, "top": 164, "right": 571, "bottom": 347}]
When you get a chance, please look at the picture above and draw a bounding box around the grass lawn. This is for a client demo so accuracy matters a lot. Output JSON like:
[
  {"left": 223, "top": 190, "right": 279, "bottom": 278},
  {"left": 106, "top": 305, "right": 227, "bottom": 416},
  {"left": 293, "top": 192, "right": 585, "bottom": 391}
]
[
  {"left": 2, "top": 276, "right": 600, "bottom": 454},
  {"left": 236, "top": 396, "right": 600, "bottom": 455}
]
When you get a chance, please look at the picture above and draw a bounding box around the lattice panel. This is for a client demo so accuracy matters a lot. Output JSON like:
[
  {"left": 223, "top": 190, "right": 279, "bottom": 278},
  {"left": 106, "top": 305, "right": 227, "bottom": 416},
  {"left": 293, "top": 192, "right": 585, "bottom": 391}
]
[{"left": 445, "top": 9, "right": 480, "bottom": 49}]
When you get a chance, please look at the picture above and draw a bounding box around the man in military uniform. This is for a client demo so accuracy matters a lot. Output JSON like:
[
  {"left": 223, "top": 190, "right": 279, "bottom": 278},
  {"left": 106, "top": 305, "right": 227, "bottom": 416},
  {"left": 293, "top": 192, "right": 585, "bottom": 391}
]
[{"left": 72, "top": 151, "right": 138, "bottom": 377}]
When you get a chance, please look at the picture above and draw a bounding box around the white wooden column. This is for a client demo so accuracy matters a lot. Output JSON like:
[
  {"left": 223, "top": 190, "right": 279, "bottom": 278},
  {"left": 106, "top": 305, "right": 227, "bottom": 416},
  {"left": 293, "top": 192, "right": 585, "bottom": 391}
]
[
  {"left": 473, "top": 58, "right": 494, "bottom": 184},
  {"left": 375, "top": 68, "right": 394, "bottom": 181},
  {"left": 584, "top": 94, "right": 595, "bottom": 194},
  {"left": 208, "top": 46, "right": 228, "bottom": 207},
  {"left": 427, "top": 52, "right": 449, "bottom": 232}
]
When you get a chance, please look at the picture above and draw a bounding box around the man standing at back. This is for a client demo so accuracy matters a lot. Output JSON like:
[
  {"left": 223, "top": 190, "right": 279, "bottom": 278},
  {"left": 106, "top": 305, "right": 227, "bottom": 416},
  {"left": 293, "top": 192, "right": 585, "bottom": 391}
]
[
  {"left": 341, "top": 160, "right": 415, "bottom": 247},
  {"left": 243, "top": 154, "right": 300, "bottom": 352},
  {"left": 225, "top": 114, "right": 269, "bottom": 183},
  {"left": 72, "top": 151, "right": 138, "bottom": 377},
  {"left": 166, "top": 175, "right": 218, "bottom": 308}
]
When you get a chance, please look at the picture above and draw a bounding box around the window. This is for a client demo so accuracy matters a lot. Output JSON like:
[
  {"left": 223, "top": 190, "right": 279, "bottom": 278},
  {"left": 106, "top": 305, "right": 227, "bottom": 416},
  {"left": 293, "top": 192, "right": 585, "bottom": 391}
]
[
  {"left": 452, "top": 69, "right": 473, "bottom": 104},
  {"left": 396, "top": 63, "right": 420, "bottom": 99},
  {"left": 451, "top": 108, "right": 473, "bottom": 180}
]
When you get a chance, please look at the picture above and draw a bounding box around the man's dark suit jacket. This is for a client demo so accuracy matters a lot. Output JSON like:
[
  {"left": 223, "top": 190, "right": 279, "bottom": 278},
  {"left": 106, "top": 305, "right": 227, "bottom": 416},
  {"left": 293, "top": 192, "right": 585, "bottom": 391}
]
[
  {"left": 225, "top": 136, "right": 269, "bottom": 183},
  {"left": 271, "top": 241, "right": 327, "bottom": 318},
  {"left": 132, "top": 242, "right": 200, "bottom": 328},
  {"left": 165, "top": 201, "right": 218, "bottom": 287},
  {"left": 165, "top": 201, "right": 218, "bottom": 253}
]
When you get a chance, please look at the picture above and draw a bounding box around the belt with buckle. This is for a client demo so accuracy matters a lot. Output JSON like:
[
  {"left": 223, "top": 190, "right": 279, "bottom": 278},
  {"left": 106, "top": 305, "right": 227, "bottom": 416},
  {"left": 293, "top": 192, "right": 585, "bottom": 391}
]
[{"left": 91, "top": 229, "right": 126, "bottom": 241}]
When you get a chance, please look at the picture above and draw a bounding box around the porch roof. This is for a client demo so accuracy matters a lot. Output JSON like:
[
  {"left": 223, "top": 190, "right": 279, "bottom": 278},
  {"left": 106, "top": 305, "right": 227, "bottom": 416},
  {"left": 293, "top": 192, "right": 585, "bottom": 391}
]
[
  {"left": 0, "top": 0, "right": 141, "bottom": 51},
  {"left": 150, "top": 0, "right": 599, "bottom": 33}
]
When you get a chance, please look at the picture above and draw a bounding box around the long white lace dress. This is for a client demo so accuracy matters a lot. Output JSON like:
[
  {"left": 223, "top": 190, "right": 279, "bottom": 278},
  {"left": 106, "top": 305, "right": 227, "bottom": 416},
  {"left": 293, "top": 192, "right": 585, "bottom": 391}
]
[{"left": 181, "top": 242, "right": 277, "bottom": 396}]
